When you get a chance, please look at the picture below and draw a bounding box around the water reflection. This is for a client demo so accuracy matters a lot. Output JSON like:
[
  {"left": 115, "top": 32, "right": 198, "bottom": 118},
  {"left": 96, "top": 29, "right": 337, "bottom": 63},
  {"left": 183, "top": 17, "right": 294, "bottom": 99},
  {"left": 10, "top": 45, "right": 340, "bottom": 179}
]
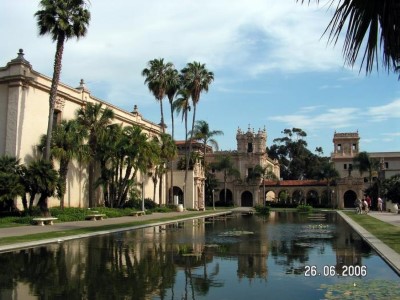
[{"left": 0, "top": 212, "right": 398, "bottom": 300}]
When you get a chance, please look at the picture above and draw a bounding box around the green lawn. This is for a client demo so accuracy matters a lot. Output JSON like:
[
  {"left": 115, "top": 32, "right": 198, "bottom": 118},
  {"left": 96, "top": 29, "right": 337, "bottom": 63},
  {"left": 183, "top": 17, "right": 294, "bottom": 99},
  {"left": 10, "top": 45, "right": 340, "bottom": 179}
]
[{"left": 343, "top": 211, "right": 400, "bottom": 255}]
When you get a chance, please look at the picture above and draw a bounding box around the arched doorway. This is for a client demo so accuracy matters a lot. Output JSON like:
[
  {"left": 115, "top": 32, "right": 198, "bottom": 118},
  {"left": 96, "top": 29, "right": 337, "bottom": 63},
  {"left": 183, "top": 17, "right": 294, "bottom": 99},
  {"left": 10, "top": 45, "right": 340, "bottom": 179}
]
[
  {"left": 170, "top": 186, "right": 184, "bottom": 205},
  {"left": 218, "top": 189, "right": 233, "bottom": 206},
  {"left": 241, "top": 191, "right": 253, "bottom": 207},
  {"left": 306, "top": 190, "right": 319, "bottom": 206},
  {"left": 344, "top": 190, "right": 357, "bottom": 208}
]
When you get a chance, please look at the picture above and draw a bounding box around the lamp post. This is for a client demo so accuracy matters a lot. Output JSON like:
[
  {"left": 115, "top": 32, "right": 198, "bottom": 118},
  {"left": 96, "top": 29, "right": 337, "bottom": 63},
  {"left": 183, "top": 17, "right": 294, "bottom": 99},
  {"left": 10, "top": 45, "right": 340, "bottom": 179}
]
[{"left": 331, "top": 189, "right": 335, "bottom": 210}]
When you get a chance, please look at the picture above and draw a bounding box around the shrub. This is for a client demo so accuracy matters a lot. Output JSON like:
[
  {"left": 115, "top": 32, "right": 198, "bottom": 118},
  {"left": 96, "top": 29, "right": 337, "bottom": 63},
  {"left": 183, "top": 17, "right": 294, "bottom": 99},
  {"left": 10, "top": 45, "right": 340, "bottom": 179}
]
[
  {"left": 254, "top": 205, "right": 270, "bottom": 215},
  {"left": 297, "top": 204, "right": 313, "bottom": 212}
]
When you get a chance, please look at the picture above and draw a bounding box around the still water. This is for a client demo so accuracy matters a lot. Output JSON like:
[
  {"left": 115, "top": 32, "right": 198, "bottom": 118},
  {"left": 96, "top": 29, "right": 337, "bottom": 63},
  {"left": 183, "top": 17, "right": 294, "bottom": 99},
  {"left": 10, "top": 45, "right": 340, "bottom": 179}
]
[{"left": 1, "top": 211, "right": 399, "bottom": 300}]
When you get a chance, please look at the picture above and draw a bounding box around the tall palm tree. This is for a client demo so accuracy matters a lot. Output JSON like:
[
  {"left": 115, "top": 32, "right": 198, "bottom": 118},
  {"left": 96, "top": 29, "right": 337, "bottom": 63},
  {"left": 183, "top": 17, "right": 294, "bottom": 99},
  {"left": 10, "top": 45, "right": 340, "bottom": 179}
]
[
  {"left": 76, "top": 103, "right": 114, "bottom": 207},
  {"left": 142, "top": 58, "right": 174, "bottom": 132},
  {"left": 35, "top": 0, "right": 91, "bottom": 160},
  {"left": 190, "top": 120, "right": 223, "bottom": 166},
  {"left": 297, "top": 0, "right": 400, "bottom": 73},
  {"left": 181, "top": 62, "right": 214, "bottom": 193},
  {"left": 39, "top": 119, "right": 88, "bottom": 209},
  {"left": 165, "top": 68, "right": 181, "bottom": 203},
  {"left": 157, "top": 133, "right": 177, "bottom": 204},
  {"left": 173, "top": 89, "right": 191, "bottom": 204}
]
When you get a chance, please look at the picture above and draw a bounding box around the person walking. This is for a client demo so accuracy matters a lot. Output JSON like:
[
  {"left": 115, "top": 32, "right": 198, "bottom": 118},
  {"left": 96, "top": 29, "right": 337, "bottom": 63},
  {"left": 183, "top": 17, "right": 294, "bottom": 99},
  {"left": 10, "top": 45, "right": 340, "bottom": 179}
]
[
  {"left": 377, "top": 197, "right": 383, "bottom": 212},
  {"left": 355, "top": 198, "right": 362, "bottom": 214},
  {"left": 363, "top": 198, "right": 369, "bottom": 214}
]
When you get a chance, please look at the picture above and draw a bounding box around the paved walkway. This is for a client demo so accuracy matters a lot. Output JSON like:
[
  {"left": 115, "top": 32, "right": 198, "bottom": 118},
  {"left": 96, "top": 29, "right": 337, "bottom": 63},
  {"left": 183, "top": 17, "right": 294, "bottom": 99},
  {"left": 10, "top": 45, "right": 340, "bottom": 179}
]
[
  {"left": 338, "top": 210, "right": 400, "bottom": 275},
  {"left": 0, "top": 208, "right": 398, "bottom": 275}
]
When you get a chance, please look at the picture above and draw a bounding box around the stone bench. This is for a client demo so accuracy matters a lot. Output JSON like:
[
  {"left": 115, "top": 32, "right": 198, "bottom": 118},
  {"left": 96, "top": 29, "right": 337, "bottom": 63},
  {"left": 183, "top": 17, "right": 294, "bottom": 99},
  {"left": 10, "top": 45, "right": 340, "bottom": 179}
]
[
  {"left": 85, "top": 214, "right": 106, "bottom": 221},
  {"left": 130, "top": 211, "right": 145, "bottom": 217},
  {"left": 32, "top": 217, "right": 58, "bottom": 226}
]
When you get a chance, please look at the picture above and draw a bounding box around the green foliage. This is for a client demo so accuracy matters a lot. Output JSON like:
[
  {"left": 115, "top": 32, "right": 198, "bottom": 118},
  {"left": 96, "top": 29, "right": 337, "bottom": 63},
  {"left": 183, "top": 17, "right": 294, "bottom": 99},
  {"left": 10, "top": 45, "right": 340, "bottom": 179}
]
[
  {"left": 254, "top": 205, "right": 270, "bottom": 215},
  {"left": 296, "top": 204, "right": 313, "bottom": 212},
  {"left": 268, "top": 128, "right": 334, "bottom": 180}
]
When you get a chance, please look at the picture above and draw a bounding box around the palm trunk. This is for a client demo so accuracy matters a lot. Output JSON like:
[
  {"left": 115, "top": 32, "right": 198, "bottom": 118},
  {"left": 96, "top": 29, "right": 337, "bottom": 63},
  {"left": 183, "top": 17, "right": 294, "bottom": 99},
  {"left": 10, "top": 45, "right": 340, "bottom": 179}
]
[
  {"left": 59, "top": 158, "right": 69, "bottom": 209},
  {"left": 45, "top": 34, "right": 65, "bottom": 161},
  {"left": 169, "top": 102, "right": 175, "bottom": 205}
]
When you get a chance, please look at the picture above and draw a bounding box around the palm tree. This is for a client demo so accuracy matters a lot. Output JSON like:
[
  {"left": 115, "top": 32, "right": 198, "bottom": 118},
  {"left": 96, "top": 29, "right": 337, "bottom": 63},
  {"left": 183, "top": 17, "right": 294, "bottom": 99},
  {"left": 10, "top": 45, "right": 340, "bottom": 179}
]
[
  {"left": 165, "top": 68, "right": 181, "bottom": 203},
  {"left": 189, "top": 120, "right": 223, "bottom": 166},
  {"left": 173, "top": 89, "right": 191, "bottom": 203},
  {"left": 76, "top": 103, "right": 114, "bottom": 207},
  {"left": 181, "top": 62, "right": 214, "bottom": 193},
  {"left": 142, "top": 58, "right": 174, "bottom": 132},
  {"left": 211, "top": 155, "right": 240, "bottom": 205},
  {"left": 35, "top": 0, "right": 91, "bottom": 160},
  {"left": 0, "top": 156, "right": 25, "bottom": 211},
  {"left": 353, "top": 151, "right": 379, "bottom": 186},
  {"left": 250, "top": 165, "right": 278, "bottom": 206},
  {"left": 39, "top": 119, "right": 87, "bottom": 209},
  {"left": 24, "top": 160, "right": 59, "bottom": 215},
  {"left": 318, "top": 161, "right": 339, "bottom": 207},
  {"left": 157, "top": 133, "right": 177, "bottom": 204},
  {"left": 297, "top": 0, "right": 400, "bottom": 74}
]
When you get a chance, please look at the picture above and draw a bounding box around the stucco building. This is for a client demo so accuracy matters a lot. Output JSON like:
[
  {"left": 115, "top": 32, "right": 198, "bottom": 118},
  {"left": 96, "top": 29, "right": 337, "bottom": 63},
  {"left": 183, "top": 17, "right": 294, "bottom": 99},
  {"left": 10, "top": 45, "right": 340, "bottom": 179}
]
[{"left": 0, "top": 49, "right": 199, "bottom": 209}]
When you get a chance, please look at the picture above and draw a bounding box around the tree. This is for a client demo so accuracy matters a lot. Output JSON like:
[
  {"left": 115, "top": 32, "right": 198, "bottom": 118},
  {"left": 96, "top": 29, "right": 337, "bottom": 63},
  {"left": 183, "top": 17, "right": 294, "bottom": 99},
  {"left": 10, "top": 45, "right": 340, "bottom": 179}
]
[
  {"left": 353, "top": 151, "right": 379, "bottom": 186},
  {"left": 297, "top": 0, "right": 400, "bottom": 74},
  {"left": 35, "top": 0, "right": 91, "bottom": 160},
  {"left": 142, "top": 58, "right": 174, "bottom": 132},
  {"left": 76, "top": 103, "right": 114, "bottom": 207},
  {"left": 152, "top": 133, "right": 177, "bottom": 205},
  {"left": 0, "top": 156, "right": 25, "bottom": 212},
  {"left": 165, "top": 68, "right": 181, "bottom": 203},
  {"left": 39, "top": 119, "right": 87, "bottom": 209},
  {"left": 25, "top": 160, "right": 59, "bottom": 215},
  {"left": 268, "top": 128, "right": 310, "bottom": 180},
  {"left": 211, "top": 155, "right": 240, "bottom": 205},
  {"left": 181, "top": 62, "right": 214, "bottom": 195},
  {"left": 189, "top": 120, "right": 223, "bottom": 166},
  {"left": 248, "top": 164, "right": 278, "bottom": 206}
]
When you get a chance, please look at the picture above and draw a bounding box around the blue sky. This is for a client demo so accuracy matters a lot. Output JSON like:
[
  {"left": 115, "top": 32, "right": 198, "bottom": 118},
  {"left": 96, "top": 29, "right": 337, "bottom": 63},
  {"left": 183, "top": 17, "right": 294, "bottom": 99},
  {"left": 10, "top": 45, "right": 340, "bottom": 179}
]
[{"left": 1, "top": 1, "right": 399, "bottom": 155}]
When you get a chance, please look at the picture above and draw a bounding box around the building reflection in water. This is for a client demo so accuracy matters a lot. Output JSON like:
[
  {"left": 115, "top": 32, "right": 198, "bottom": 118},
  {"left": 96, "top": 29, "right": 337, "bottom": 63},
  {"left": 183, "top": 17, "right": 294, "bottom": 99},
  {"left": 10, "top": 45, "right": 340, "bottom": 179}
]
[{"left": 0, "top": 212, "right": 389, "bottom": 300}]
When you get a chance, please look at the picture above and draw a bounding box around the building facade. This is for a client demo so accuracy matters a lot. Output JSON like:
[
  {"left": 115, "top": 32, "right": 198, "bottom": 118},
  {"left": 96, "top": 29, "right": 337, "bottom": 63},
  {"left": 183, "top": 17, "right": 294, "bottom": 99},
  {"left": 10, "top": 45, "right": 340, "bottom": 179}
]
[{"left": 0, "top": 49, "right": 168, "bottom": 209}]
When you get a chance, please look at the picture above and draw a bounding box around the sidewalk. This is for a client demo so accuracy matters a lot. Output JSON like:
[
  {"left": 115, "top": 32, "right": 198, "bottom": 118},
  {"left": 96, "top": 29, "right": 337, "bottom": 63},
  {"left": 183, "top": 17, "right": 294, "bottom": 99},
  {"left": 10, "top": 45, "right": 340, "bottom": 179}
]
[{"left": 338, "top": 210, "right": 400, "bottom": 275}]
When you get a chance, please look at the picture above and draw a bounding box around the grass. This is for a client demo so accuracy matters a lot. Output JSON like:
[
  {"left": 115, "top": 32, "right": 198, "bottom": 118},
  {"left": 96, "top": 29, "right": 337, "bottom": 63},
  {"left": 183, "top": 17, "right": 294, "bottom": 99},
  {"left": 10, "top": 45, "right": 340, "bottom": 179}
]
[
  {"left": 0, "top": 209, "right": 229, "bottom": 247},
  {"left": 343, "top": 211, "right": 400, "bottom": 255}
]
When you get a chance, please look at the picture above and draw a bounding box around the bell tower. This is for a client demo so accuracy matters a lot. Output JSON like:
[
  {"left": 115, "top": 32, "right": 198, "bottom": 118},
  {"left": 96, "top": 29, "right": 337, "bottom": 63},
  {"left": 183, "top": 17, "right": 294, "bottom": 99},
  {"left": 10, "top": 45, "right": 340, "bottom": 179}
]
[{"left": 236, "top": 125, "right": 267, "bottom": 154}]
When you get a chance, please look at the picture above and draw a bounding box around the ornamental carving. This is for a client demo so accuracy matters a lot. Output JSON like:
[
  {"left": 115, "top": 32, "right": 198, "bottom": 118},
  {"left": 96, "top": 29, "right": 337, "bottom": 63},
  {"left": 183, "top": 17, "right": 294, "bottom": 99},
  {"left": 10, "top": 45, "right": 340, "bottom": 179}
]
[{"left": 55, "top": 96, "right": 66, "bottom": 111}]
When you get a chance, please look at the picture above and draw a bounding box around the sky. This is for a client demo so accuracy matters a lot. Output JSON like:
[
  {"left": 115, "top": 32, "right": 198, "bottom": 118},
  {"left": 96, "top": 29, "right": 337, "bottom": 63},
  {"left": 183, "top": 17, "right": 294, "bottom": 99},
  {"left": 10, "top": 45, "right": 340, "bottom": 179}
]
[{"left": 1, "top": 1, "right": 399, "bottom": 155}]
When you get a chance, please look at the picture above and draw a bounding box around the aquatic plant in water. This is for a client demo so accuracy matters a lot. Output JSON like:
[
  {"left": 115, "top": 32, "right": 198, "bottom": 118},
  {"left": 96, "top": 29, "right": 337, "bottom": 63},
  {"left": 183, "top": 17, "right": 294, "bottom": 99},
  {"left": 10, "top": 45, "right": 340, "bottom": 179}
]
[{"left": 321, "top": 279, "right": 400, "bottom": 299}]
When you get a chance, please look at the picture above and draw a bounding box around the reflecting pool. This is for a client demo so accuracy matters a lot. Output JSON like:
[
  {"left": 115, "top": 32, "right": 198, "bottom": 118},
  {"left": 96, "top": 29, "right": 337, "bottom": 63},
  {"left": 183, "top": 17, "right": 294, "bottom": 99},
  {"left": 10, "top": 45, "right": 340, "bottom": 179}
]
[{"left": 1, "top": 211, "right": 399, "bottom": 300}]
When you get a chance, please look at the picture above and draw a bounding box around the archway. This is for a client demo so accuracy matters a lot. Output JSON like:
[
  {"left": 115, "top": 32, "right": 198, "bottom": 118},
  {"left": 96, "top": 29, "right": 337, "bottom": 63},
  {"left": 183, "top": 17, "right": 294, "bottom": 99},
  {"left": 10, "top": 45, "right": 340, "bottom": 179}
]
[
  {"left": 170, "top": 186, "right": 184, "bottom": 205},
  {"left": 266, "top": 190, "right": 276, "bottom": 201},
  {"left": 306, "top": 190, "right": 319, "bottom": 206},
  {"left": 278, "top": 190, "right": 290, "bottom": 204},
  {"left": 344, "top": 190, "right": 357, "bottom": 208},
  {"left": 218, "top": 189, "right": 233, "bottom": 206},
  {"left": 241, "top": 191, "right": 253, "bottom": 207},
  {"left": 292, "top": 190, "right": 304, "bottom": 204}
]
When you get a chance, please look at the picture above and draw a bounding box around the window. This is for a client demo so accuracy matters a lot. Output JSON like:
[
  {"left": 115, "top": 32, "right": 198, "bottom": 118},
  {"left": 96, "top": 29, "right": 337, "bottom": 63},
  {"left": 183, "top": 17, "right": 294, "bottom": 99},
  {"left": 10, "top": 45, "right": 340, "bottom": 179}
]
[
  {"left": 344, "top": 164, "right": 347, "bottom": 170},
  {"left": 52, "top": 110, "right": 62, "bottom": 127},
  {"left": 247, "top": 142, "right": 253, "bottom": 153},
  {"left": 352, "top": 143, "right": 357, "bottom": 150},
  {"left": 337, "top": 144, "right": 342, "bottom": 151},
  {"left": 385, "top": 162, "right": 389, "bottom": 169}
]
